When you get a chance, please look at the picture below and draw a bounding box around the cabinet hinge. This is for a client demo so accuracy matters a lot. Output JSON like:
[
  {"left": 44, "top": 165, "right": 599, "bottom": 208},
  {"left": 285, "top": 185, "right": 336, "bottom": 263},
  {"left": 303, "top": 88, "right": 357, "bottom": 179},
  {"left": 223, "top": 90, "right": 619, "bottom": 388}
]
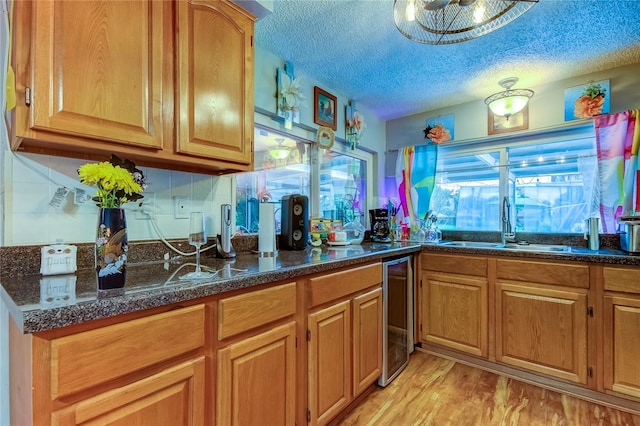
[
  {"left": 420, "top": 279, "right": 422, "bottom": 288},
  {"left": 295, "top": 336, "right": 298, "bottom": 348},
  {"left": 419, "top": 323, "right": 422, "bottom": 332},
  {"left": 251, "top": 35, "right": 253, "bottom": 47},
  {"left": 25, "top": 87, "right": 31, "bottom": 107},
  {"left": 587, "top": 306, "right": 594, "bottom": 317},
  {"left": 307, "top": 409, "right": 311, "bottom": 423},
  {"left": 588, "top": 366, "right": 594, "bottom": 378},
  {"left": 306, "top": 329, "right": 311, "bottom": 342}
]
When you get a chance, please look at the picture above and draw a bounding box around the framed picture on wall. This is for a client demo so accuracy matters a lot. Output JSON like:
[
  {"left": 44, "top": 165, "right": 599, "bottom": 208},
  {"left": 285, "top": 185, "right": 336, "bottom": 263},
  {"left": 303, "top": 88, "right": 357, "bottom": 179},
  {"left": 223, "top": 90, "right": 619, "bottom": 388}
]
[
  {"left": 563, "top": 79, "right": 610, "bottom": 121},
  {"left": 488, "top": 105, "right": 529, "bottom": 135},
  {"left": 314, "top": 86, "right": 337, "bottom": 130}
]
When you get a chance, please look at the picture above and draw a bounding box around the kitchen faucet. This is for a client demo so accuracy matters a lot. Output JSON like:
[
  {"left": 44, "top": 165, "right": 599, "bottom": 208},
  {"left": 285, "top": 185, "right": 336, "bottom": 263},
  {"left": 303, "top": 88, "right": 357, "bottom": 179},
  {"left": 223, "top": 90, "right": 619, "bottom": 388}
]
[{"left": 501, "top": 195, "right": 516, "bottom": 245}]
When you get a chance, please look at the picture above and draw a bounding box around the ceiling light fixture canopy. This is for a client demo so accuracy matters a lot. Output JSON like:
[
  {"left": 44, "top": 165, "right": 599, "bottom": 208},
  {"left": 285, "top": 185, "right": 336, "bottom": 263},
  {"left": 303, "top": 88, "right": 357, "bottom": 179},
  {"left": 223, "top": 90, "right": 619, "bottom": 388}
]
[
  {"left": 393, "top": 0, "right": 538, "bottom": 45},
  {"left": 269, "top": 138, "right": 290, "bottom": 160},
  {"left": 484, "top": 77, "right": 534, "bottom": 119}
]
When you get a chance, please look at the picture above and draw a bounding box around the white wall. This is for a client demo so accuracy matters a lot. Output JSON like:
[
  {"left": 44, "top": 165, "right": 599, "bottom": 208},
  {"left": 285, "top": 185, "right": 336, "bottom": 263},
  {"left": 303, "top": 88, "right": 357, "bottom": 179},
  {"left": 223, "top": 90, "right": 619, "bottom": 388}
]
[
  {"left": 0, "top": 301, "right": 8, "bottom": 426},
  {"left": 0, "top": 45, "right": 391, "bottom": 247},
  {"left": 385, "top": 62, "right": 640, "bottom": 176},
  {"left": 1, "top": 152, "right": 233, "bottom": 246},
  {"left": 1, "top": 1, "right": 11, "bottom": 423},
  {"left": 254, "top": 46, "right": 386, "bottom": 207}
]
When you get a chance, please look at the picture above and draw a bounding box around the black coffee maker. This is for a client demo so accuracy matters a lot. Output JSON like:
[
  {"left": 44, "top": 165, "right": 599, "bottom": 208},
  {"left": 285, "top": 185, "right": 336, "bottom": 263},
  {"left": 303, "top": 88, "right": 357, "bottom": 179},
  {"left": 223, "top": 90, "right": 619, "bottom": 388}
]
[{"left": 368, "top": 209, "right": 391, "bottom": 242}]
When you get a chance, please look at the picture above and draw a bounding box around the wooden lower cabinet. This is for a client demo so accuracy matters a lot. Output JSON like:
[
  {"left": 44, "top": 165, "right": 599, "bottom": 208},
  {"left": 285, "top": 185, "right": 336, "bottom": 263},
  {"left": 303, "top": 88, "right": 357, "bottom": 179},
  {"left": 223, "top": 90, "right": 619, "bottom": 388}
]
[
  {"left": 217, "top": 322, "right": 296, "bottom": 426},
  {"left": 604, "top": 294, "right": 640, "bottom": 399},
  {"left": 51, "top": 357, "right": 205, "bottom": 426},
  {"left": 421, "top": 271, "right": 488, "bottom": 357},
  {"left": 306, "top": 263, "right": 383, "bottom": 426},
  {"left": 352, "top": 288, "right": 383, "bottom": 396},
  {"left": 495, "top": 282, "right": 588, "bottom": 384},
  {"left": 10, "top": 304, "right": 207, "bottom": 426},
  {"left": 308, "top": 301, "right": 352, "bottom": 426}
]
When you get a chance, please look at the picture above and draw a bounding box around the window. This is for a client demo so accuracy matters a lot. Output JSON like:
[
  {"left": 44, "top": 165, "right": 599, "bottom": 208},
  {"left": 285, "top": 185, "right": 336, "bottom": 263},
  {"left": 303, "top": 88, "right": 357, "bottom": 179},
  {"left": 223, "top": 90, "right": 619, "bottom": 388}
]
[
  {"left": 319, "top": 150, "right": 366, "bottom": 226},
  {"left": 430, "top": 125, "right": 597, "bottom": 233},
  {"left": 235, "top": 126, "right": 369, "bottom": 233}
]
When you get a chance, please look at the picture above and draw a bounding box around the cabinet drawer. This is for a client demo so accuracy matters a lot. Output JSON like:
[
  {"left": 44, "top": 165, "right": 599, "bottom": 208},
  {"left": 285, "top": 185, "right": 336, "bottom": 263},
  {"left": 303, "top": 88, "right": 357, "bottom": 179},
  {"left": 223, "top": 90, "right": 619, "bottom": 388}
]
[
  {"left": 218, "top": 282, "right": 296, "bottom": 340},
  {"left": 308, "top": 263, "right": 382, "bottom": 307},
  {"left": 422, "top": 253, "right": 487, "bottom": 277},
  {"left": 50, "top": 304, "right": 205, "bottom": 399},
  {"left": 496, "top": 259, "right": 589, "bottom": 289},
  {"left": 603, "top": 267, "right": 640, "bottom": 294}
]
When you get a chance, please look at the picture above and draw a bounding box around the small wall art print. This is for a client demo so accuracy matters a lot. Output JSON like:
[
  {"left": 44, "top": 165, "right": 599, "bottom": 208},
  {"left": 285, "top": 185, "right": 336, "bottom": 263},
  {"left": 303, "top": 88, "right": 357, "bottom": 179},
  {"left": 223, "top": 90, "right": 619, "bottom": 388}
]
[
  {"left": 314, "top": 86, "right": 337, "bottom": 131},
  {"left": 564, "top": 80, "right": 610, "bottom": 121},
  {"left": 488, "top": 106, "right": 529, "bottom": 135},
  {"left": 424, "top": 114, "right": 454, "bottom": 144}
]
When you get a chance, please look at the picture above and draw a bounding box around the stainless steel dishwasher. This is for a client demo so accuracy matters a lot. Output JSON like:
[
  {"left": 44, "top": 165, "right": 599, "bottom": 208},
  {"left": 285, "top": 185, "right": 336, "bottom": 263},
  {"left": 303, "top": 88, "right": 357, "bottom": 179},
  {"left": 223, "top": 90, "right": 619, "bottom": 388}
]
[{"left": 378, "top": 255, "right": 413, "bottom": 387}]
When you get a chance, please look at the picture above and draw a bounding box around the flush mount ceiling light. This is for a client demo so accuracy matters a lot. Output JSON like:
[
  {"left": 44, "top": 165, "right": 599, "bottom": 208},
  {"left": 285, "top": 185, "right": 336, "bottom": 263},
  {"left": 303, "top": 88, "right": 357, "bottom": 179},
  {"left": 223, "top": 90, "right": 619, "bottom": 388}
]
[
  {"left": 394, "top": 0, "right": 538, "bottom": 45},
  {"left": 484, "top": 77, "right": 534, "bottom": 118},
  {"left": 269, "top": 138, "right": 290, "bottom": 160}
]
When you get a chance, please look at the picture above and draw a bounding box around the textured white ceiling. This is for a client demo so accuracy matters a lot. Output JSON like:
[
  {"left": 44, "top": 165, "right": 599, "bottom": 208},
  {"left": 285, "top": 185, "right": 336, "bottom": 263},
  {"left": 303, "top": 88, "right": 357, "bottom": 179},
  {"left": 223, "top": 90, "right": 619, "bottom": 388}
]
[{"left": 255, "top": 0, "right": 640, "bottom": 121}]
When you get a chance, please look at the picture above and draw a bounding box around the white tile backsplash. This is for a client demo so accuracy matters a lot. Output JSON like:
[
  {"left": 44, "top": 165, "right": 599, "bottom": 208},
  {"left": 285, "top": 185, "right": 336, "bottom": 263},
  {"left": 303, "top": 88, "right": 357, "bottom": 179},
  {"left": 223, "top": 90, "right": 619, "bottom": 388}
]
[{"left": 3, "top": 153, "right": 234, "bottom": 246}]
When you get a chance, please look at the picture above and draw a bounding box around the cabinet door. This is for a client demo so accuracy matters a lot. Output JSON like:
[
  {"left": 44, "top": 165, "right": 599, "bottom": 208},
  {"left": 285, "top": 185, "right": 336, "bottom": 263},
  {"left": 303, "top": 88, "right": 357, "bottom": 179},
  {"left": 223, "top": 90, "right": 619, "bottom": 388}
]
[
  {"left": 353, "top": 287, "right": 383, "bottom": 396},
  {"left": 217, "top": 322, "right": 296, "bottom": 426},
  {"left": 308, "top": 301, "right": 351, "bottom": 426},
  {"left": 31, "top": 0, "right": 165, "bottom": 148},
  {"left": 496, "top": 282, "right": 588, "bottom": 384},
  {"left": 421, "top": 272, "right": 488, "bottom": 357},
  {"left": 176, "top": 0, "right": 254, "bottom": 166},
  {"left": 604, "top": 295, "right": 640, "bottom": 399},
  {"left": 51, "top": 357, "right": 205, "bottom": 426}
]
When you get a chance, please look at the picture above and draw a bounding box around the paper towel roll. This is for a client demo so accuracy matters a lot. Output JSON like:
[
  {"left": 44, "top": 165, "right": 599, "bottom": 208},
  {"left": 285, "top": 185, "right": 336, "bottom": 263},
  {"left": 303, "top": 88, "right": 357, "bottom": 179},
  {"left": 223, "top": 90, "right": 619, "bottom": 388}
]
[
  {"left": 259, "top": 203, "right": 276, "bottom": 254},
  {"left": 259, "top": 256, "right": 276, "bottom": 272}
]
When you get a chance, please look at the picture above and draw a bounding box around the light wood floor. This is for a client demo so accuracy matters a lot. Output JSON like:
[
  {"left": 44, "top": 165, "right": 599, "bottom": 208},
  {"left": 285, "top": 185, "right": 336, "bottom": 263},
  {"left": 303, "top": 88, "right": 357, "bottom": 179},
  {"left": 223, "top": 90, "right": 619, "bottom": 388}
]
[{"left": 339, "top": 350, "right": 640, "bottom": 426}]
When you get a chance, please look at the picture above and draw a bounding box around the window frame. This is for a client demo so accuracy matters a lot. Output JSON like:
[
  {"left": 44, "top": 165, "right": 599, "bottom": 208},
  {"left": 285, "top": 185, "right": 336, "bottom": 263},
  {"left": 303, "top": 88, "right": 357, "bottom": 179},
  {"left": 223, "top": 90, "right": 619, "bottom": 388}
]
[
  {"left": 233, "top": 124, "right": 373, "bottom": 233},
  {"left": 433, "top": 122, "right": 596, "bottom": 233}
]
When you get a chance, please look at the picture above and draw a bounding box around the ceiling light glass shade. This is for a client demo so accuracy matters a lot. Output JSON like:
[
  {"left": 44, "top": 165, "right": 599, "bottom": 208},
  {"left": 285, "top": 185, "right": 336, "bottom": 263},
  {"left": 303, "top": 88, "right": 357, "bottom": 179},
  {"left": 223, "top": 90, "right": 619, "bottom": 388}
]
[
  {"left": 269, "top": 147, "right": 290, "bottom": 160},
  {"left": 484, "top": 77, "right": 534, "bottom": 118},
  {"left": 393, "top": 0, "right": 538, "bottom": 45}
]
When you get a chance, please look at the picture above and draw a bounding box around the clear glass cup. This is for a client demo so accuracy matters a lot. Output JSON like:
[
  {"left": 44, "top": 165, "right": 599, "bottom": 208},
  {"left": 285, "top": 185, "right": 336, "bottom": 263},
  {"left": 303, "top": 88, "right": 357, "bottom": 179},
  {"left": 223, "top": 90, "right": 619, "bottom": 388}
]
[{"left": 180, "top": 212, "right": 214, "bottom": 280}]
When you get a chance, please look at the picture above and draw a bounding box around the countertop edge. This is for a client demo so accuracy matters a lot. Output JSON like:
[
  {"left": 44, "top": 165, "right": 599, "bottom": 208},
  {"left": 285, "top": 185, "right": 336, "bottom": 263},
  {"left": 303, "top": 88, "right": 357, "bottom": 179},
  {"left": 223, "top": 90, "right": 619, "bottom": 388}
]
[{"left": 3, "top": 245, "right": 422, "bottom": 334}]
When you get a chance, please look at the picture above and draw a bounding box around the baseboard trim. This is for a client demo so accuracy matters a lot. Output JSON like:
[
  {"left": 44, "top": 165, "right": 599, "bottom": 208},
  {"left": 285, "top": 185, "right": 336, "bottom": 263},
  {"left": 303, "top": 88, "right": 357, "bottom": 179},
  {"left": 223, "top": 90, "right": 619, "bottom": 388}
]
[{"left": 418, "top": 345, "right": 640, "bottom": 416}]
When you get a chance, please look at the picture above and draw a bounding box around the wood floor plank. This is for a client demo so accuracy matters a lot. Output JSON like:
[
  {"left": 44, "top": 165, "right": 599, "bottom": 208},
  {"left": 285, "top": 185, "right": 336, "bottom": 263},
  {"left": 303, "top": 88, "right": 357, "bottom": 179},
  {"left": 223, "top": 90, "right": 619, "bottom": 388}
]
[{"left": 338, "top": 351, "right": 640, "bottom": 426}]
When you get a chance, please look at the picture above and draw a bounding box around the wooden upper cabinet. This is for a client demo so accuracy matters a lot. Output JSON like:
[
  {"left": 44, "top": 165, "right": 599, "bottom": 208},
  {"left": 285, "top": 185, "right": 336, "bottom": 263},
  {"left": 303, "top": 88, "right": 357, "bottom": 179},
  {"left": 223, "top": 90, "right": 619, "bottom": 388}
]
[
  {"left": 175, "top": 0, "right": 254, "bottom": 165},
  {"left": 12, "top": 0, "right": 255, "bottom": 174},
  {"left": 30, "top": 0, "right": 165, "bottom": 149}
]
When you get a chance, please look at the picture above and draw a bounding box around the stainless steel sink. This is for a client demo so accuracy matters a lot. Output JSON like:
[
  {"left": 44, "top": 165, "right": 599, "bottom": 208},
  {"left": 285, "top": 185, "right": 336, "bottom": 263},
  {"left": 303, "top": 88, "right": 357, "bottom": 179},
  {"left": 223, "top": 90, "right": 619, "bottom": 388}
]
[
  {"left": 442, "top": 241, "right": 570, "bottom": 253},
  {"left": 441, "top": 241, "right": 501, "bottom": 249},
  {"left": 500, "top": 243, "right": 570, "bottom": 253}
]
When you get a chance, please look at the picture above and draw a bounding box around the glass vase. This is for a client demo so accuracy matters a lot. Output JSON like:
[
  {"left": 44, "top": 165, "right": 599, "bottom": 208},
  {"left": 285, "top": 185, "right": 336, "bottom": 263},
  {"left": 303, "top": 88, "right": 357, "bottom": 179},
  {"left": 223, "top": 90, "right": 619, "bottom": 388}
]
[{"left": 96, "top": 208, "right": 128, "bottom": 290}]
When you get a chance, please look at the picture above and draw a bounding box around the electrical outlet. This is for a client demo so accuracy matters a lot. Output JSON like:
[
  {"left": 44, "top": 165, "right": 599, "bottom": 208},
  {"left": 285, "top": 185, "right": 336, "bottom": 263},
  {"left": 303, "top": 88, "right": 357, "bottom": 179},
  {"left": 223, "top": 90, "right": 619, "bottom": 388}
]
[
  {"left": 135, "top": 192, "right": 155, "bottom": 220},
  {"left": 174, "top": 196, "right": 190, "bottom": 219}
]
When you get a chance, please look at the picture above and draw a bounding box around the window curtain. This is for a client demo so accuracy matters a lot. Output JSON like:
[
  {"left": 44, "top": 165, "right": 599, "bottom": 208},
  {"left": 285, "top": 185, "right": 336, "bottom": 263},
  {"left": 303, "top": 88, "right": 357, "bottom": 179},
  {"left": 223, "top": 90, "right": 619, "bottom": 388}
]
[
  {"left": 395, "top": 143, "right": 438, "bottom": 224},
  {"left": 594, "top": 109, "right": 640, "bottom": 233}
]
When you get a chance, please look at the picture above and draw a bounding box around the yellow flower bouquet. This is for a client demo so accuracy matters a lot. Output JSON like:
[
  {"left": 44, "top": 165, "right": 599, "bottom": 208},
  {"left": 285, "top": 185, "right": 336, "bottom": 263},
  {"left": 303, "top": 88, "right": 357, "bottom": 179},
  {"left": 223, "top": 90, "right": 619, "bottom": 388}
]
[{"left": 78, "top": 155, "right": 145, "bottom": 208}]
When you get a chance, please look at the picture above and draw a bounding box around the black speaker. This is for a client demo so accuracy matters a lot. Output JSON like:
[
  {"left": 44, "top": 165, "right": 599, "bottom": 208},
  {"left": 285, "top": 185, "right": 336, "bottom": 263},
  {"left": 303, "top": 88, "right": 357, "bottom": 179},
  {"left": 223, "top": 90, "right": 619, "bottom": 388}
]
[{"left": 280, "top": 194, "right": 309, "bottom": 250}]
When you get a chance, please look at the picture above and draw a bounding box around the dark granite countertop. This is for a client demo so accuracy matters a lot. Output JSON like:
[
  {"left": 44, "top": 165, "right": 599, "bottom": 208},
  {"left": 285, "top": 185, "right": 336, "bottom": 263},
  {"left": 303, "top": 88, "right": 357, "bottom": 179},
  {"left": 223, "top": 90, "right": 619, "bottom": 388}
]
[
  {"left": 3, "top": 236, "right": 639, "bottom": 335},
  {"left": 422, "top": 241, "right": 640, "bottom": 265},
  {"left": 1, "top": 242, "right": 421, "bottom": 334}
]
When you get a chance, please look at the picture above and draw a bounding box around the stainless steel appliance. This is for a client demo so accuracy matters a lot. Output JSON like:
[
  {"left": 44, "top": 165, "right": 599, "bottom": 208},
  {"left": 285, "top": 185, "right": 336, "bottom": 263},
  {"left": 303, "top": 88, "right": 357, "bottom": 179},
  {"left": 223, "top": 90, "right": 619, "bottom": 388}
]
[
  {"left": 378, "top": 255, "right": 413, "bottom": 387},
  {"left": 618, "top": 216, "right": 640, "bottom": 254},
  {"left": 216, "top": 204, "right": 236, "bottom": 258}
]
